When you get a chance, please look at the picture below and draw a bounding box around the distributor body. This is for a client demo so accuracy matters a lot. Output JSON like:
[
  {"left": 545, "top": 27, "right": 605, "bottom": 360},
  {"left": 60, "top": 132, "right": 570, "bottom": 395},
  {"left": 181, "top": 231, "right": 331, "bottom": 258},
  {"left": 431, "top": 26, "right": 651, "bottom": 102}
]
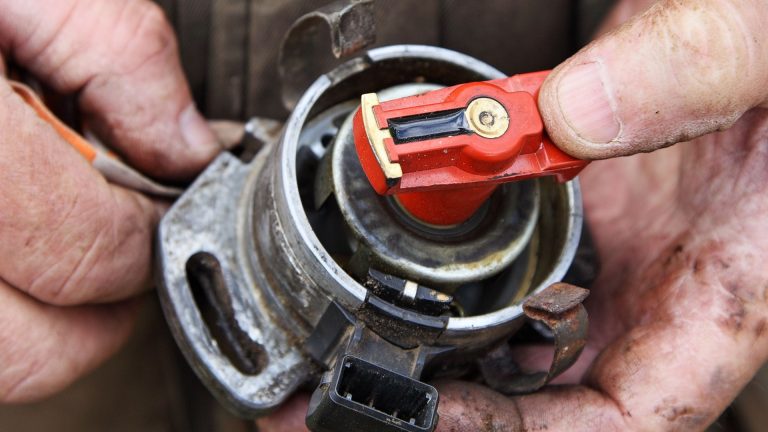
[{"left": 157, "top": 44, "right": 590, "bottom": 432}]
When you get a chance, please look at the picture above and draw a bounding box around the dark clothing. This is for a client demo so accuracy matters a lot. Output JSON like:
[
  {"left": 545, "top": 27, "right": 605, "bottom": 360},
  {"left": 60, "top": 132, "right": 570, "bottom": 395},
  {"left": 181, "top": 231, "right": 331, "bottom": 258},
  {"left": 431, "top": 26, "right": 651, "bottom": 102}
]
[{"left": 157, "top": 0, "right": 613, "bottom": 120}]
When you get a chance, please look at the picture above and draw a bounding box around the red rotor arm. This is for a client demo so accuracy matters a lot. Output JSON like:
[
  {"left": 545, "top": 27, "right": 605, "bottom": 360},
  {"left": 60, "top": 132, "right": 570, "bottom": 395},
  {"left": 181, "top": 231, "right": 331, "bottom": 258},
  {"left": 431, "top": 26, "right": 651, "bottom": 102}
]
[{"left": 352, "top": 71, "right": 589, "bottom": 226}]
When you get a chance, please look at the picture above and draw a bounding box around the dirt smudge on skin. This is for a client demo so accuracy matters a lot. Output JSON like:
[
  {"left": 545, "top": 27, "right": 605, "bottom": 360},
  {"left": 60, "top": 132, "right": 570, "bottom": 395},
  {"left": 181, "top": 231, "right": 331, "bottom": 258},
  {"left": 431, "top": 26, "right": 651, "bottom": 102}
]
[
  {"left": 718, "top": 294, "right": 746, "bottom": 333},
  {"left": 717, "top": 258, "right": 731, "bottom": 270},
  {"left": 663, "top": 244, "right": 685, "bottom": 269},
  {"left": 654, "top": 398, "right": 709, "bottom": 428},
  {"left": 690, "top": 242, "right": 733, "bottom": 279},
  {"left": 708, "top": 367, "right": 732, "bottom": 395},
  {"left": 755, "top": 318, "right": 767, "bottom": 338},
  {"left": 655, "top": 404, "right": 693, "bottom": 421},
  {"left": 693, "top": 258, "right": 702, "bottom": 273},
  {"left": 481, "top": 413, "right": 514, "bottom": 432},
  {"left": 692, "top": 254, "right": 732, "bottom": 275},
  {"left": 685, "top": 241, "right": 756, "bottom": 335}
]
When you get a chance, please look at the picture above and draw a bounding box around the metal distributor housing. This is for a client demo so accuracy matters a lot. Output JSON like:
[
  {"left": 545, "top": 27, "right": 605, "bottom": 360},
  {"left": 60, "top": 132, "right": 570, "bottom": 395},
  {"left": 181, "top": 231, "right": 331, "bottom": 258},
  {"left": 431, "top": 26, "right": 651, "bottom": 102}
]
[{"left": 157, "top": 43, "right": 589, "bottom": 432}]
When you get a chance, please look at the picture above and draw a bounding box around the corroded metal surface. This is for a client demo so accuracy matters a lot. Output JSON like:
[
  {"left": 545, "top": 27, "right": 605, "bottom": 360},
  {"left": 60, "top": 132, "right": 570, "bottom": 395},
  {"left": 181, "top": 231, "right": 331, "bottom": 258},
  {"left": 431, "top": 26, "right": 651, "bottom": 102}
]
[
  {"left": 156, "top": 149, "right": 311, "bottom": 415},
  {"left": 278, "top": 0, "right": 376, "bottom": 110},
  {"left": 479, "top": 282, "right": 589, "bottom": 394},
  {"left": 158, "top": 45, "right": 588, "bottom": 421},
  {"left": 525, "top": 282, "right": 589, "bottom": 315}
]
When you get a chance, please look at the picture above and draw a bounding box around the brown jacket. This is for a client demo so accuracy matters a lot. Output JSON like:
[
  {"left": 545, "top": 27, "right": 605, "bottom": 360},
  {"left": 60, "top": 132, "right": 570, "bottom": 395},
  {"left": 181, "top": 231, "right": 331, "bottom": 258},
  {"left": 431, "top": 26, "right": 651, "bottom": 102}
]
[{"left": 157, "top": 0, "right": 613, "bottom": 119}]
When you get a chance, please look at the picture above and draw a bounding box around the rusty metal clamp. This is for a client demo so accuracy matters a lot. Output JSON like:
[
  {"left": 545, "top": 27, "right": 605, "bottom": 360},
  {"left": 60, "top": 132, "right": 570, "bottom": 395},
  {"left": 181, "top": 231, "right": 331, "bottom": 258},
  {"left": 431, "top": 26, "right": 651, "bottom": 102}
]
[{"left": 479, "top": 283, "right": 589, "bottom": 394}]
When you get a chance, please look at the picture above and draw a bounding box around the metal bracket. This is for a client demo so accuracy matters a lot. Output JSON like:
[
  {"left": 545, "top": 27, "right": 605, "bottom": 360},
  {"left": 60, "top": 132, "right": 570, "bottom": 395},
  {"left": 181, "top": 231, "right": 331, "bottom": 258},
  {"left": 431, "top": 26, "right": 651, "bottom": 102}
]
[
  {"left": 479, "top": 283, "right": 589, "bottom": 394},
  {"left": 278, "top": 0, "right": 376, "bottom": 110},
  {"left": 156, "top": 143, "right": 310, "bottom": 416}
]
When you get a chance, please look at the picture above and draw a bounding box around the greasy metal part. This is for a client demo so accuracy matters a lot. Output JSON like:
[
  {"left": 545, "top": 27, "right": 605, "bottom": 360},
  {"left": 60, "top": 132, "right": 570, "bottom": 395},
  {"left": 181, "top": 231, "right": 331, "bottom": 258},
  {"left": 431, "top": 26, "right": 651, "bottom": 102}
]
[
  {"left": 271, "top": 43, "right": 583, "bottom": 353},
  {"left": 478, "top": 283, "right": 589, "bottom": 394},
  {"left": 364, "top": 269, "right": 453, "bottom": 317},
  {"left": 442, "top": 178, "right": 583, "bottom": 349},
  {"left": 158, "top": 44, "right": 587, "bottom": 430},
  {"left": 307, "top": 100, "right": 361, "bottom": 210},
  {"left": 278, "top": 0, "right": 376, "bottom": 111},
  {"left": 464, "top": 97, "right": 509, "bottom": 138},
  {"left": 157, "top": 148, "right": 311, "bottom": 415}
]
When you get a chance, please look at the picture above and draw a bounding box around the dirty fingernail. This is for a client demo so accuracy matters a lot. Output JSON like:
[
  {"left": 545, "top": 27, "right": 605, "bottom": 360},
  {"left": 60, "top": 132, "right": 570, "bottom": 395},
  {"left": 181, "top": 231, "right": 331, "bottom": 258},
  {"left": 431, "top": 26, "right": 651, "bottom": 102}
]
[
  {"left": 557, "top": 62, "right": 620, "bottom": 144},
  {"left": 179, "top": 104, "right": 220, "bottom": 158}
]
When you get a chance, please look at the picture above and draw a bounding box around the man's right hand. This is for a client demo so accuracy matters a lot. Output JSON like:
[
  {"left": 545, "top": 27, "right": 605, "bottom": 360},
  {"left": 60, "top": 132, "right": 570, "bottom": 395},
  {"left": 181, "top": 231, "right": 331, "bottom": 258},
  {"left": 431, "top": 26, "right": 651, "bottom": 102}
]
[
  {"left": 260, "top": 1, "right": 768, "bottom": 430},
  {"left": 0, "top": 0, "right": 219, "bottom": 402}
]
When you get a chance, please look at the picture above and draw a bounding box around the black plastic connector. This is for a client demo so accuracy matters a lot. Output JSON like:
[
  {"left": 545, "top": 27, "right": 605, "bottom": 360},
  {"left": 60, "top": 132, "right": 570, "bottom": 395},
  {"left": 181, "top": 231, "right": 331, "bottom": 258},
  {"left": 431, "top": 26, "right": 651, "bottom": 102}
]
[
  {"left": 306, "top": 355, "right": 439, "bottom": 432},
  {"left": 365, "top": 269, "right": 452, "bottom": 316}
]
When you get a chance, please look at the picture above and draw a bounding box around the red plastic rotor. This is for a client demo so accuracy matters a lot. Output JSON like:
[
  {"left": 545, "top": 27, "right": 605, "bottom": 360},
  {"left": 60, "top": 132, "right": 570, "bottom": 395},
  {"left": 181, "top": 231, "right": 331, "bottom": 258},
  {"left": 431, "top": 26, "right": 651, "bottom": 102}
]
[{"left": 353, "top": 71, "right": 588, "bottom": 226}]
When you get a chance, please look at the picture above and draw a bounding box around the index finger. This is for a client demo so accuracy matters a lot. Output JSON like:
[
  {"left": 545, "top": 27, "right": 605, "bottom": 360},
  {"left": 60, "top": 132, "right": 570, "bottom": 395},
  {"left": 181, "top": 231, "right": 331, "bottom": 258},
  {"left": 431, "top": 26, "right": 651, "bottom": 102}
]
[{"left": 0, "top": 0, "right": 220, "bottom": 181}]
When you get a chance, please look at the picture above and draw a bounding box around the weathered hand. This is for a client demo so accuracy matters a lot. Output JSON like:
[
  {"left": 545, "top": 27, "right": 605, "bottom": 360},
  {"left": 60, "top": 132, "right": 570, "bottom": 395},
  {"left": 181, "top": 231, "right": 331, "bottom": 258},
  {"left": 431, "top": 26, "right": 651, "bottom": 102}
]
[
  {"left": 260, "top": 0, "right": 768, "bottom": 430},
  {"left": 436, "top": 0, "right": 768, "bottom": 429},
  {"left": 0, "top": 0, "right": 218, "bottom": 402}
]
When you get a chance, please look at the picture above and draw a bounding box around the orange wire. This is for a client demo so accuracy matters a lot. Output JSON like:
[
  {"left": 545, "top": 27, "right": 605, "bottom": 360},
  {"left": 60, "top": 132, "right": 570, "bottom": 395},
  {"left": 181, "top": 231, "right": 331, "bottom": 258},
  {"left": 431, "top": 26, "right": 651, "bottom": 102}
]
[{"left": 10, "top": 81, "right": 97, "bottom": 162}]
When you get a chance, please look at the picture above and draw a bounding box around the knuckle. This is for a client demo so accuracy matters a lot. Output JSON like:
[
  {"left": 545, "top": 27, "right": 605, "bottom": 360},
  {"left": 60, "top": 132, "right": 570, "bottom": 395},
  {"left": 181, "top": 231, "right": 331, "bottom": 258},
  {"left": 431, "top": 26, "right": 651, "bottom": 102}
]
[
  {"left": 111, "top": 1, "right": 177, "bottom": 74},
  {"left": 659, "top": 1, "right": 764, "bottom": 106},
  {"left": 22, "top": 188, "right": 137, "bottom": 306},
  {"left": 27, "top": 223, "right": 109, "bottom": 306},
  {"left": 133, "top": 1, "right": 175, "bottom": 46}
]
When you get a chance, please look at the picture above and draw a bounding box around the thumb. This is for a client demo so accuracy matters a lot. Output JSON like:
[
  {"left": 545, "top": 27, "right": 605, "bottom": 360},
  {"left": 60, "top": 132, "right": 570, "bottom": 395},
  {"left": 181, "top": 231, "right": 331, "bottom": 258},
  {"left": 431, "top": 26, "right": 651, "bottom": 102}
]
[{"left": 539, "top": 0, "right": 768, "bottom": 159}]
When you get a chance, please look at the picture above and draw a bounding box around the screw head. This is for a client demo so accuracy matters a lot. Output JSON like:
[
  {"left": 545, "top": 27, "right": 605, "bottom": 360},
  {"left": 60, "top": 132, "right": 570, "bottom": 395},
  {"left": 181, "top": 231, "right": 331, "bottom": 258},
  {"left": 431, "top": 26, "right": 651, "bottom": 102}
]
[{"left": 466, "top": 97, "right": 509, "bottom": 138}]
